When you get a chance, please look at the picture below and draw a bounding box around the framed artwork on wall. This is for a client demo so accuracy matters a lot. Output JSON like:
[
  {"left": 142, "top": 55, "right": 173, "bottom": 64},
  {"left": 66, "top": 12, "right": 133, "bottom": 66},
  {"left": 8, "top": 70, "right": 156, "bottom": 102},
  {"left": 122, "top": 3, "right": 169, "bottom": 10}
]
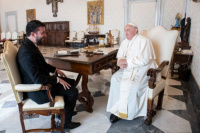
[
  {"left": 26, "top": 9, "right": 36, "bottom": 23},
  {"left": 87, "top": 0, "right": 104, "bottom": 25}
]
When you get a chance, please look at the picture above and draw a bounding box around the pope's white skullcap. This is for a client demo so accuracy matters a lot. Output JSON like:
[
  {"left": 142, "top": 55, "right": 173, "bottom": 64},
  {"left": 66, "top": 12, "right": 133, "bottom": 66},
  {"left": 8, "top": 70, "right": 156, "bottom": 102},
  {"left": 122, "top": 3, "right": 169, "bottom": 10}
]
[{"left": 127, "top": 22, "right": 138, "bottom": 28}]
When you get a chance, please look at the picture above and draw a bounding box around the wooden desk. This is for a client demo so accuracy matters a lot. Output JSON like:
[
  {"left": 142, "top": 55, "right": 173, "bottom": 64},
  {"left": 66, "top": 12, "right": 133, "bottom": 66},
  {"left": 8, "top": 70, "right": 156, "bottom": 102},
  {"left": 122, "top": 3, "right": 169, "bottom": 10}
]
[
  {"left": 85, "top": 34, "right": 105, "bottom": 45},
  {"left": 175, "top": 43, "right": 191, "bottom": 50},
  {"left": 171, "top": 51, "right": 193, "bottom": 77},
  {"left": 42, "top": 46, "right": 118, "bottom": 112}
]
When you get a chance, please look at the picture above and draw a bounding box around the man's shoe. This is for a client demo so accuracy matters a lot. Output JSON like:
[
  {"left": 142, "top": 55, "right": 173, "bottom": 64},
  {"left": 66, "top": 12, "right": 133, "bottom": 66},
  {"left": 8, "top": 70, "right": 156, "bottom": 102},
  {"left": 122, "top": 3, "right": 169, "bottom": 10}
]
[
  {"left": 110, "top": 114, "right": 120, "bottom": 123},
  {"left": 64, "top": 122, "right": 81, "bottom": 129}
]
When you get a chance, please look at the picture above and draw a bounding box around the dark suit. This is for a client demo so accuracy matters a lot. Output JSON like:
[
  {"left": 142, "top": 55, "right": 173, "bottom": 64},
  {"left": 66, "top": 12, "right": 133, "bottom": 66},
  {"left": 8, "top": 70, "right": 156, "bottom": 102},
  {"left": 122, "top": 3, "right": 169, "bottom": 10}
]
[{"left": 17, "top": 38, "right": 78, "bottom": 124}]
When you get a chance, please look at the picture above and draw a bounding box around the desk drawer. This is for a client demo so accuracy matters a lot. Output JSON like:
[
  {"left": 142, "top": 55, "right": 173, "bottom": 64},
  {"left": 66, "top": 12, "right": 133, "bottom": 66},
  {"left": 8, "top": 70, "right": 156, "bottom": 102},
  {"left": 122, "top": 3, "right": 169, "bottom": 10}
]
[
  {"left": 107, "top": 55, "right": 116, "bottom": 61},
  {"left": 94, "top": 59, "right": 108, "bottom": 71}
]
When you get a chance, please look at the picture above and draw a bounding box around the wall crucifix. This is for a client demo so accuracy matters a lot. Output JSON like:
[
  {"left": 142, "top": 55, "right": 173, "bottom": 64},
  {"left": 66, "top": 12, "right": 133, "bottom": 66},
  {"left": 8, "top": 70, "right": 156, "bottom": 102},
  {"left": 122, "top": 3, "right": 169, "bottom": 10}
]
[{"left": 46, "top": 0, "right": 63, "bottom": 17}]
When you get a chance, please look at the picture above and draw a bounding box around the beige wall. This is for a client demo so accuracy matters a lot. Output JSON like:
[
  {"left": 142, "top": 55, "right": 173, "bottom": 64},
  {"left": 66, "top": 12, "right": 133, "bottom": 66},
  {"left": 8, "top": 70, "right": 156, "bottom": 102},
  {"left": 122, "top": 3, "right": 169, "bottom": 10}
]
[
  {"left": 0, "top": 0, "right": 125, "bottom": 41},
  {"left": 0, "top": 0, "right": 200, "bottom": 88},
  {"left": 188, "top": 1, "right": 200, "bottom": 89}
]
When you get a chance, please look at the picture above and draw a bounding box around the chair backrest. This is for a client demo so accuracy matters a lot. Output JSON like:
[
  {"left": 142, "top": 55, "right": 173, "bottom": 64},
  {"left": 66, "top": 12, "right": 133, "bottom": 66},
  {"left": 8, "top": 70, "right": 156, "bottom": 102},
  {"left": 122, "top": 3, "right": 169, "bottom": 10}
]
[
  {"left": 69, "top": 31, "right": 77, "bottom": 40},
  {"left": 18, "top": 31, "right": 25, "bottom": 37},
  {"left": 12, "top": 32, "right": 18, "bottom": 39},
  {"left": 1, "top": 41, "right": 23, "bottom": 103},
  {"left": 140, "top": 26, "right": 178, "bottom": 77},
  {"left": 6, "top": 31, "right": 12, "bottom": 39},
  {"left": 1, "top": 32, "right": 6, "bottom": 39},
  {"left": 111, "top": 29, "right": 120, "bottom": 40},
  {"left": 77, "top": 31, "right": 85, "bottom": 41}
]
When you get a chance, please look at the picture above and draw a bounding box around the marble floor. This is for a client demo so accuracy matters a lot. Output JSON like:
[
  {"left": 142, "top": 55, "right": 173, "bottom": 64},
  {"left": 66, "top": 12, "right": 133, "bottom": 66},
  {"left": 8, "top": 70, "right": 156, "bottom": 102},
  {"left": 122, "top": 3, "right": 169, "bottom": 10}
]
[{"left": 0, "top": 59, "right": 200, "bottom": 133}]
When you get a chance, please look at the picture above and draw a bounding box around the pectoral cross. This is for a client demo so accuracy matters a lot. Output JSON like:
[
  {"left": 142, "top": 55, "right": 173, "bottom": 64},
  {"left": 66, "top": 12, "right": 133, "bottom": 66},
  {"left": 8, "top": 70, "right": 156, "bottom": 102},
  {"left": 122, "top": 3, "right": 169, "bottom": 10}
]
[{"left": 46, "top": 0, "right": 63, "bottom": 17}]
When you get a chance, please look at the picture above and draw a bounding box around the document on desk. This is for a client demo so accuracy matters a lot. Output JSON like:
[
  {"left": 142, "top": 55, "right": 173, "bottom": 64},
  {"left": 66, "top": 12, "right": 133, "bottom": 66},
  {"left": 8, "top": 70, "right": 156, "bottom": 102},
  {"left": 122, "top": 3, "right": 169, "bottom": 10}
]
[
  {"left": 55, "top": 50, "right": 79, "bottom": 57},
  {"left": 93, "top": 49, "right": 108, "bottom": 55},
  {"left": 182, "top": 50, "right": 193, "bottom": 54}
]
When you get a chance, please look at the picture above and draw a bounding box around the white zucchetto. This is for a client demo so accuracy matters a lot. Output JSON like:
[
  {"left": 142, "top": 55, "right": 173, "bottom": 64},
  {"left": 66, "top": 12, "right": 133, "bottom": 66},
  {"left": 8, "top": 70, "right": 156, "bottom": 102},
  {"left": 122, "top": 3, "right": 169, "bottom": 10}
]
[{"left": 127, "top": 22, "right": 138, "bottom": 28}]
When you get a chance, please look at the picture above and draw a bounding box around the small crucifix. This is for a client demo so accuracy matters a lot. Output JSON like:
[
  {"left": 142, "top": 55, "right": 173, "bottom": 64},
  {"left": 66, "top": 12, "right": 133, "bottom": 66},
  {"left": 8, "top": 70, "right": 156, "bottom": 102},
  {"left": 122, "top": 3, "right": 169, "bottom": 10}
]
[{"left": 46, "top": 0, "right": 63, "bottom": 17}]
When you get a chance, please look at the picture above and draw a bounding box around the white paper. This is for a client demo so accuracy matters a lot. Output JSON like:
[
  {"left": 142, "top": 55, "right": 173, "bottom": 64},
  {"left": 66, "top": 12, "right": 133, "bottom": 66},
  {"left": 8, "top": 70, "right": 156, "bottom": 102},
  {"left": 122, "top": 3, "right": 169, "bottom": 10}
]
[{"left": 57, "top": 51, "right": 68, "bottom": 55}]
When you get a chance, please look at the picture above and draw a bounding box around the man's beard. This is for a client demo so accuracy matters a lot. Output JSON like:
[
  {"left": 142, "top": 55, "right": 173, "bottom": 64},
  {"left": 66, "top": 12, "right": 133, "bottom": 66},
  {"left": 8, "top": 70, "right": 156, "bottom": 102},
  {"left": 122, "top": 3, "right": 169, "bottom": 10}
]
[{"left": 36, "top": 36, "right": 45, "bottom": 44}]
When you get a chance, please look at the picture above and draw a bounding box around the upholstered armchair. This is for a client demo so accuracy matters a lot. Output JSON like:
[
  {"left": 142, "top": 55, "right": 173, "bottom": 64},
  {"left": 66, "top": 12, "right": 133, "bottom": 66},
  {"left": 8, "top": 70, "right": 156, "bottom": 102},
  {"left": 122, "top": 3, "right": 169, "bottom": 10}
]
[
  {"left": 73, "top": 31, "right": 85, "bottom": 44},
  {"left": 1, "top": 32, "right": 6, "bottom": 40},
  {"left": 65, "top": 30, "right": 77, "bottom": 44},
  {"left": 109, "top": 26, "right": 178, "bottom": 125},
  {"left": 18, "top": 31, "right": 25, "bottom": 44},
  {"left": 6, "top": 31, "right": 12, "bottom": 39},
  {"left": 140, "top": 26, "right": 178, "bottom": 125},
  {"left": 0, "top": 32, "right": 6, "bottom": 47},
  {"left": 111, "top": 29, "right": 120, "bottom": 45},
  {"left": 1, "top": 41, "right": 65, "bottom": 133},
  {"left": 11, "top": 32, "right": 18, "bottom": 44}
]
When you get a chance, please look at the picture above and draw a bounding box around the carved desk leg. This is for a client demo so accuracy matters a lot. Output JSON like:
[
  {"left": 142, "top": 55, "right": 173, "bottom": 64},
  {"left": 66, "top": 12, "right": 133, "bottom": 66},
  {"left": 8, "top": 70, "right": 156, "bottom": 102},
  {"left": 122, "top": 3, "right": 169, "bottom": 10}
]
[{"left": 78, "top": 74, "right": 94, "bottom": 113}]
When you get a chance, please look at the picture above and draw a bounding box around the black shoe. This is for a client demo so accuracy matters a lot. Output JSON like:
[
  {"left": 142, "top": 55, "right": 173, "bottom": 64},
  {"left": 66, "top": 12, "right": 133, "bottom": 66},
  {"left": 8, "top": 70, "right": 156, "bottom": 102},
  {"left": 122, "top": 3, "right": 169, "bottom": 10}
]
[
  {"left": 110, "top": 114, "right": 120, "bottom": 123},
  {"left": 64, "top": 122, "right": 81, "bottom": 129}
]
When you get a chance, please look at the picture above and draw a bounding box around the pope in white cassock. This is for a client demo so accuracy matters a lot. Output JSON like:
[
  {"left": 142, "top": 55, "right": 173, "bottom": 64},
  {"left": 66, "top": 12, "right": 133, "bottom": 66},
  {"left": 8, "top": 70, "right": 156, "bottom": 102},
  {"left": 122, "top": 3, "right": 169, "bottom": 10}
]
[{"left": 106, "top": 22, "right": 158, "bottom": 123}]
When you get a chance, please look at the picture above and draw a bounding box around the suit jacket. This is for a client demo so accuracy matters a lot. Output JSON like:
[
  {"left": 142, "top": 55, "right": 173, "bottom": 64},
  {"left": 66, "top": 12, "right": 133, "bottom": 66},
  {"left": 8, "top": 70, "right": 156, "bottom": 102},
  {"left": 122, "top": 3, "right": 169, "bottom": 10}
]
[{"left": 17, "top": 38, "right": 57, "bottom": 104}]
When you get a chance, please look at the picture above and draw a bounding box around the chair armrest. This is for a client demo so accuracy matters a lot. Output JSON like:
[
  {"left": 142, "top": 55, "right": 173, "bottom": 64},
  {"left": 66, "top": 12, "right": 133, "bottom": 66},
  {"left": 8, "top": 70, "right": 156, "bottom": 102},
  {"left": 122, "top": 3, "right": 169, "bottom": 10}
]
[
  {"left": 147, "top": 61, "right": 169, "bottom": 89},
  {"left": 15, "top": 84, "right": 55, "bottom": 107},
  {"left": 108, "top": 59, "right": 119, "bottom": 74},
  {"left": 15, "top": 84, "right": 42, "bottom": 92}
]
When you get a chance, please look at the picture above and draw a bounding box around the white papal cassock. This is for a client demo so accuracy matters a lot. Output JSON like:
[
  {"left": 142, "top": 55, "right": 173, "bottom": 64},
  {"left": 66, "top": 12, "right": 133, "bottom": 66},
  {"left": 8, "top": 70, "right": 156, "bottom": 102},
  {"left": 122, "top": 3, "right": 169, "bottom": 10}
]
[{"left": 106, "top": 34, "right": 157, "bottom": 120}]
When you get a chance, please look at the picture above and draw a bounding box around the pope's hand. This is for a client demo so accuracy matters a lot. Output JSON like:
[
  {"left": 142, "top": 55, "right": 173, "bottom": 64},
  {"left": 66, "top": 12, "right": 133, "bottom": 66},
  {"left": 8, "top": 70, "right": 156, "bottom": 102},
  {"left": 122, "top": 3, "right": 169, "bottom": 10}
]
[{"left": 118, "top": 59, "right": 127, "bottom": 69}]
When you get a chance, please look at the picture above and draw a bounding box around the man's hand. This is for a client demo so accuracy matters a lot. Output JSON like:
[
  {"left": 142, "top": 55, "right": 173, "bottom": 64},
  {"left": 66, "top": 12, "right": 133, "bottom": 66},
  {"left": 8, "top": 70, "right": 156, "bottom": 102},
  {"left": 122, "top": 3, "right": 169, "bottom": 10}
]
[
  {"left": 58, "top": 78, "right": 71, "bottom": 90},
  {"left": 118, "top": 59, "right": 127, "bottom": 69},
  {"left": 56, "top": 69, "right": 67, "bottom": 78}
]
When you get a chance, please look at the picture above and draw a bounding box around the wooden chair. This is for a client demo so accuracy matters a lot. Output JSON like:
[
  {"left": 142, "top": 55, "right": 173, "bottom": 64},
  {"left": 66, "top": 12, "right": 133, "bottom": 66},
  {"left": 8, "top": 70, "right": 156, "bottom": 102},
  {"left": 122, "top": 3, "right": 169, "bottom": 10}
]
[
  {"left": 65, "top": 30, "right": 77, "bottom": 45},
  {"left": 12, "top": 32, "right": 18, "bottom": 44},
  {"left": 17, "top": 31, "right": 25, "bottom": 45},
  {"left": 140, "top": 26, "right": 178, "bottom": 125},
  {"left": 109, "top": 26, "right": 178, "bottom": 125},
  {"left": 73, "top": 31, "right": 85, "bottom": 44},
  {"left": 111, "top": 29, "right": 120, "bottom": 45},
  {"left": 6, "top": 31, "right": 12, "bottom": 39},
  {"left": 0, "top": 32, "right": 6, "bottom": 47},
  {"left": 1, "top": 41, "right": 65, "bottom": 133}
]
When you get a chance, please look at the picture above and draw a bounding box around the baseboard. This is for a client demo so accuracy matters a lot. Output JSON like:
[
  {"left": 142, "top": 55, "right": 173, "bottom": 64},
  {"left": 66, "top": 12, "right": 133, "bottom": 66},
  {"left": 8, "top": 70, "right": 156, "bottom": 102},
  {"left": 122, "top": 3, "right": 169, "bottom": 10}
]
[{"left": 189, "top": 73, "right": 200, "bottom": 123}]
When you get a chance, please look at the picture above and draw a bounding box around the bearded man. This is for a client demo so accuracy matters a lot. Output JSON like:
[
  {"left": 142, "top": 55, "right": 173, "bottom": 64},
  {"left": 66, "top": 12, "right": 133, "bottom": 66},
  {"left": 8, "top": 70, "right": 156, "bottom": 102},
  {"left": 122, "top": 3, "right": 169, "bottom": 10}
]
[{"left": 17, "top": 20, "right": 81, "bottom": 129}]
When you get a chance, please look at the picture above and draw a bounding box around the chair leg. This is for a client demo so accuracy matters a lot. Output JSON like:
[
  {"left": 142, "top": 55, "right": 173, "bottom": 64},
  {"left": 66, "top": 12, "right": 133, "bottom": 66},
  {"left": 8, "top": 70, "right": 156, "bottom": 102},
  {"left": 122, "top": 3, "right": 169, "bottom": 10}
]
[
  {"left": 60, "top": 109, "right": 65, "bottom": 133},
  {"left": 145, "top": 99, "right": 154, "bottom": 125},
  {"left": 18, "top": 104, "right": 26, "bottom": 133},
  {"left": 155, "top": 89, "right": 164, "bottom": 110},
  {"left": 51, "top": 114, "right": 56, "bottom": 128}
]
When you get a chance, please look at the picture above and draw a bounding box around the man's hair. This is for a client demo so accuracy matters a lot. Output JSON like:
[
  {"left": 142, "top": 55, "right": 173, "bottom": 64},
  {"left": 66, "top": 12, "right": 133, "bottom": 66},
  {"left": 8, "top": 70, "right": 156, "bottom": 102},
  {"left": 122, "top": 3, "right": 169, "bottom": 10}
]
[{"left": 26, "top": 20, "right": 45, "bottom": 37}]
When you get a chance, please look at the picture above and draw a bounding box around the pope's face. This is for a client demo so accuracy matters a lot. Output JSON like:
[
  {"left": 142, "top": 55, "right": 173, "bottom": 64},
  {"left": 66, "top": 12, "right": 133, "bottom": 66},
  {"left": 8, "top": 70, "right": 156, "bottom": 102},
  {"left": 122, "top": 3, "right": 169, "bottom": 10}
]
[{"left": 124, "top": 25, "right": 138, "bottom": 40}]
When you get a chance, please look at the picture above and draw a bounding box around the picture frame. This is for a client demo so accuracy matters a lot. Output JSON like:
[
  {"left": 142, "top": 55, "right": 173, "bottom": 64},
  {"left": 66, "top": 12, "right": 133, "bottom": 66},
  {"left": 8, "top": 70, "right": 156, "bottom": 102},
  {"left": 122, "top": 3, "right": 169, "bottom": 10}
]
[
  {"left": 87, "top": 0, "right": 104, "bottom": 25},
  {"left": 26, "top": 9, "right": 36, "bottom": 23}
]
